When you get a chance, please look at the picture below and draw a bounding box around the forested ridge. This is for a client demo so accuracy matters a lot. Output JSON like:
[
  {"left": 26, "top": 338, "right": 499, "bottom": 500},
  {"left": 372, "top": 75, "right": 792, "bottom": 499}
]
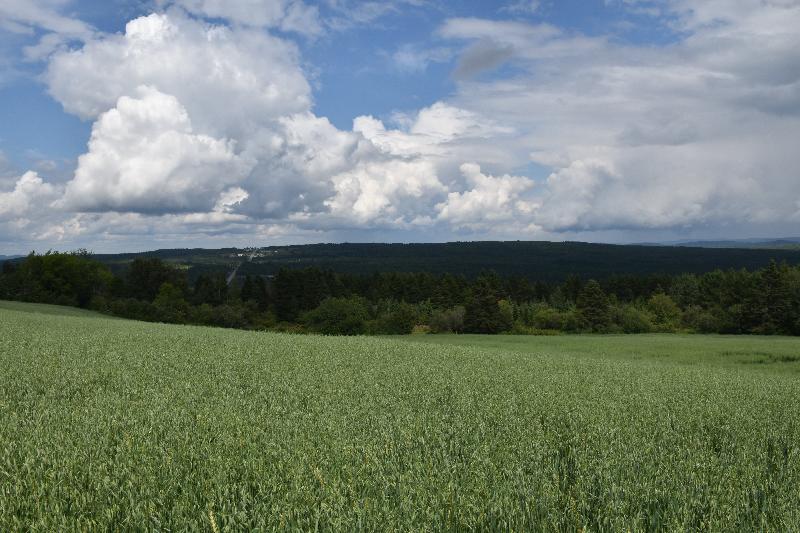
[
  {"left": 2, "top": 248, "right": 800, "bottom": 336},
  {"left": 87, "top": 241, "right": 800, "bottom": 281}
]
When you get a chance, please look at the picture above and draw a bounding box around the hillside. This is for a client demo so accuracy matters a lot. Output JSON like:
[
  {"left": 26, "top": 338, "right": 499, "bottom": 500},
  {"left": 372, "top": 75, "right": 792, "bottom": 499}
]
[
  {"left": 2, "top": 301, "right": 799, "bottom": 529},
  {"left": 85, "top": 241, "right": 800, "bottom": 281},
  {"left": 674, "top": 238, "right": 800, "bottom": 250}
]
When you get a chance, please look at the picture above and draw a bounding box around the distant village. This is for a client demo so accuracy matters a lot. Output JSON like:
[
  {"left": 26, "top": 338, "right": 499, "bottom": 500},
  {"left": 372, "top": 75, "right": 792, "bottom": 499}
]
[{"left": 229, "top": 248, "right": 280, "bottom": 260}]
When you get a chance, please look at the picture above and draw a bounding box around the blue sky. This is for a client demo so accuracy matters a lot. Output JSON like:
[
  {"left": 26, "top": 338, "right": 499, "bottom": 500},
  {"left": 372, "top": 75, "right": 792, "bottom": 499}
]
[
  {"left": 0, "top": 1, "right": 677, "bottom": 166},
  {"left": 1, "top": 0, "right": 799, "bottom": 253}
]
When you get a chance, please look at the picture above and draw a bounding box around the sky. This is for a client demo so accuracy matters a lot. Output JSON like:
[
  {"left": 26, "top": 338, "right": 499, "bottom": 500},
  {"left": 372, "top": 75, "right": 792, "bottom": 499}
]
[{"left": 0, "top": 0, "right": 799, "bottom": 254}]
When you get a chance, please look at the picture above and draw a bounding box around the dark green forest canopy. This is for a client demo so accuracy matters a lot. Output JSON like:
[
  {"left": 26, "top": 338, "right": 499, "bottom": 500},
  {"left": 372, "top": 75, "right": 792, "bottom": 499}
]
[
  {"left": 82, "top": 241, "right": 800, "bottom": 281},
  {"left": 3, "top": 251, "right": 800, "bottom": 336}
]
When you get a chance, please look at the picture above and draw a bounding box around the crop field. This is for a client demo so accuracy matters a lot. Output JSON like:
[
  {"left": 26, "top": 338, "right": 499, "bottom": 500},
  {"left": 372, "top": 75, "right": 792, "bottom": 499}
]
[
  {"left": 1, "top": 301, "right": 800, "bottom": 530},
  {"left": 391, "top": 333, "right": 800, "bottom": 374}
]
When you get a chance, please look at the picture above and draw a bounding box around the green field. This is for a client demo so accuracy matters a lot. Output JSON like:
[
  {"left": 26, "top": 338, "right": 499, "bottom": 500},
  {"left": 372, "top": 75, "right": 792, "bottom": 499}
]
[
  {"left": 391, "top": 333, "right": 800, "bottom": 375},
  {"left": 1, "top": 301, "right": 799, "bottom": 530}
]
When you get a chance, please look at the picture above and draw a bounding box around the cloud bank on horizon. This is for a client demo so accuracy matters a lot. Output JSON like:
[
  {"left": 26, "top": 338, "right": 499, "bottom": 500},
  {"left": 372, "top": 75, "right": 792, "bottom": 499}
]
[{"left": 0, "top": 0, "right": 799, "bottom": 251}]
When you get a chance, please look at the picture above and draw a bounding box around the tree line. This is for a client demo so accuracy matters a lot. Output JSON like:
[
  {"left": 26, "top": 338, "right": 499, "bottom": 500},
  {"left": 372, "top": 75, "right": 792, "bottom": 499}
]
[{"left": 1, "top": 251, "right": 799, "bottom": 336}]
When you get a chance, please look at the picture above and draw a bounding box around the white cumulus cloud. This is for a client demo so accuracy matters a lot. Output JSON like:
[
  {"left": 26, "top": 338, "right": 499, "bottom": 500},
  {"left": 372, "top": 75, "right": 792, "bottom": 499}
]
[
  {"left": 46, "top": 13, "right": 311, "bottom": 127},
  {"left": 437, "top": 163, "right": 536, "bottom": 229},
  {"left": 0, "top": 171, "right": 65, "bottom": 245},
  {"left": 5, "top": 0, "right": 800, "bottom": 249},
  {"left": 62, "top": 86, "right": 251, "bottom": 214},
  {"left": 440, "top": 0, "right": 800, "bottom": 234},
  {"left": 0, "top": 171, "right": 60, "bottom": 220},
  {"left": 327, "top": 157, "right": 445, "bottom": 225}
]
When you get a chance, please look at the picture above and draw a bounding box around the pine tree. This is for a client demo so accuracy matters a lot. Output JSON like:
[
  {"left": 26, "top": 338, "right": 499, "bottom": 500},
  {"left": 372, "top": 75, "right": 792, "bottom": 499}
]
[
  {"left": 763, "top": 260, "right": 790, "bottom": 334},
  {"left": 464, "top": 277, "right": 511, "bottom": 333},
  {"left": 577, "top": 280, "right": 610, "bottom": 332},
  {"left": 253, "top": 276, "right": 269, "bottom": 311},
  {"left": 240, "top": 275, "right": 256, "bottom": 303}
]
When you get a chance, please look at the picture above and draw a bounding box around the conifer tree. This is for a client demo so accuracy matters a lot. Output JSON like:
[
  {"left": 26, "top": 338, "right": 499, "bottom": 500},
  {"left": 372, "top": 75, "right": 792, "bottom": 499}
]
[
  {"left": 577, "top": 280, "right": 610, "bottom": 332},
  {"left": 464, "top": 276, "right": 511, "bottom": 333},
  {"left": 763, "top": 260, "right": 790, "bottom": 334}
]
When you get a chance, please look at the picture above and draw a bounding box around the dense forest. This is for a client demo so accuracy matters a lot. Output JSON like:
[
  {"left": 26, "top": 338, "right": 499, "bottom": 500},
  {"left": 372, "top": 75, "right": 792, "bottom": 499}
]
[
  {"left": 90, "top": 241, "right": 800, "bottom": 281},
  {"left": 2, "top": 250, "right": 800, "bottom": 336}
]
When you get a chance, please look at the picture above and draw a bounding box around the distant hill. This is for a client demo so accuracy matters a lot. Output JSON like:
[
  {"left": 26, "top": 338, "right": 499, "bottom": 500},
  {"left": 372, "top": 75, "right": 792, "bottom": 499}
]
[
  {"left": 673, "top": 238, "right": 800, "bottom": 250},
  {"left": 0, "top": 255, "right": 23, "bottom": 261},
  {"left": 90, "top": 241, "right": 800, "bottom": 282}
]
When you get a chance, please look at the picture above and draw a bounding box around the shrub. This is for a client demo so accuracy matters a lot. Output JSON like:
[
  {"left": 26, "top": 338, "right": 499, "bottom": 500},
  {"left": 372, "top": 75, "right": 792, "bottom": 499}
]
[
  {"left": 532, "top": 303, "right": 565, "bottom": 330},
  {"left": 647, "top": 293, "right": 681, "bottom": 332},
  {"left": 189, "top": 303, "right": 214, "bottom": 325},
  {"left": 89, "top": 295, "right": 109, "bottom": 313},
  {"left": 429, "top": 306, "right": 466, "bottom": 333},
  {"left": 372, "top": 302, "right": 418, "bottom": 334},
  {"left": 109, "top": 298, "right": 157, "bottom": 322},
  {"left": 272, "top": 322, "right": 306, "bottom": 334},
  {"left": 561, "top": 308, "right": 584, "bottom": 333},
  {"left": 210, "top": 304, "right": 248, "bottom": 329},
  {"left": 498, "top": 300, "right": 515, "bottom": 330},
  {"left": 682, "top": 305, "right": 722, "bottom": 333},
  {"left": 613, "top": 304, "right": 654, "bottom": 334},
  {"left": 303, "top": 297, "right": 369, "bottom": 336},
  {"left": 153, "top": 283, "right": 189, "bottom": 324}
]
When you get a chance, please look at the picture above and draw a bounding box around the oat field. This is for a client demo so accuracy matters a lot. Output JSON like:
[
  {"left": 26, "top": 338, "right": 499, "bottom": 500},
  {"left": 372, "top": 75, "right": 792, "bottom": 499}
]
[{"left": 1, "top": 301, "right": 799, "bottom": 531}]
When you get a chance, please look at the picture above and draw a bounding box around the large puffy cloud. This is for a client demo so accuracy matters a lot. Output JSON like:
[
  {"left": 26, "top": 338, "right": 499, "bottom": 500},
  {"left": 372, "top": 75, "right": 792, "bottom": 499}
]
[
  {"left": 46, "top": 13, "right": 321, "bottom": 217},
  {"left": 41, "top": 11, "right": 470, "bottom": 231},
  {"left": 326, "top": 157, "right": 445, "bottom": 225},
  {"left": 46, "top": 13, "right": 311, "bottom": 126},
  {"left": 436, "top": 163, "right": 536, "bottom": 229},
  {"left": 62, "top": 86, "right": 251, "bottom": 213},
  {"left": 234, "top": 112, "right": 359, "bottom": 220},
  {"left": 0, "top": 171, "right": 65, "bottom": 244},
  {"left": 332, "top": 104, "right": 519, "bottom": 227},
  {"left": 0, "top": 171, "right": 59, "bottom": 220}
]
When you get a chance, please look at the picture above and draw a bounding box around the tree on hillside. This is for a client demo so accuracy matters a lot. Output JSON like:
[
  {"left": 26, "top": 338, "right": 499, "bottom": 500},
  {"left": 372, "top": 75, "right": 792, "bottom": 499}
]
[
  {"left": 3, "top": 251, "right": 112, "bottom": 307},
  {"left": 431, "top": 273, "right": 467, "bottom": 308},
  {"left": 273, "top": 268, "right": 335, "bottom": 322},
  {"left": 153, "top": 282, "right": 189, "bottom": 323},
  {"left": 192, "top": 273, "right": 228, "bottom": 306},
  {"left": 760, "top": 260, "right": 792, "bottom": 334},
  {"left": 371, "top": 301, "right": 419, "bottom": 335},
  {"left": 577, "top": 280, "right": 610, "bottom": 332},
  {"left": 240, "top": 275, "right": 270, "bottom": 309},
  {"left": 563, "top": 274, "right": 584, "bottom": 303},
  {"left": 647, "top": 292, "right": 681, "bottom": 332},
  {"left": 126, "top": 258, "right": 186, "bottom": 302},
  {"left": 669, "top": 273, "right": 701, "bottom": 308},
  {"left": 464, "top": 276, "right": 512, "bottom": 334}
]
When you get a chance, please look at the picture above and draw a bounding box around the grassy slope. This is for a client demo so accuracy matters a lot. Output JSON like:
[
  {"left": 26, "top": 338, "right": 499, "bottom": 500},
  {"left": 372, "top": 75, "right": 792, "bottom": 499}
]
[
  {"left": 1, "top": 302, "right": 799, "bottom": 530},
  {"left": 392, "top": 333, "right": 800, "bottom": 375},
  {"left": 0, "top": 300, "right": 107, "bottom": 318}
]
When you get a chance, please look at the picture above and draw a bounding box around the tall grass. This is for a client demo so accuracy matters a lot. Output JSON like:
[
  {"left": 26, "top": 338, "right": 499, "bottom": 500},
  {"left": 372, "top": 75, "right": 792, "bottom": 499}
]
[{"left": 1, "top": 302, "right": 799, "bottom": 530}]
